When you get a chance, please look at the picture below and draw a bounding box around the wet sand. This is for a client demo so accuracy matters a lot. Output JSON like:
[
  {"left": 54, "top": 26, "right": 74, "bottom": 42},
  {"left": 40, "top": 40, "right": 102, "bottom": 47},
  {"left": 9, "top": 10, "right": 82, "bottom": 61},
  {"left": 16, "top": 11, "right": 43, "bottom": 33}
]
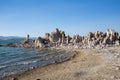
[{"left": 2, "top": 47, "right": 120, "bottom": 80}]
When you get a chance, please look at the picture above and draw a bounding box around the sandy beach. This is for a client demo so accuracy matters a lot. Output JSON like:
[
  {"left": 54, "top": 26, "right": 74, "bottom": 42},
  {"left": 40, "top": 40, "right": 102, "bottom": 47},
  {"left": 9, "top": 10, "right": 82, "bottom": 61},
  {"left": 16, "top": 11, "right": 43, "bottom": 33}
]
[{"left": 2, "top": 46, "right": 120, "bottom": 80}]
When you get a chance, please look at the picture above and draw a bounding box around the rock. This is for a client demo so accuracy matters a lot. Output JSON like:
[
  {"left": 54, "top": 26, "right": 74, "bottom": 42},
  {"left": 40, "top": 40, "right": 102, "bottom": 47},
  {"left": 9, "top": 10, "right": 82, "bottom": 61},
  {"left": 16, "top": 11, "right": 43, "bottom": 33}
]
[
  {"left": 93, "top": 39, "right": 99, "bottom": 46},
  {"left": 110, "top": 35, "right": 116, "bottom": 43},
  {"left": 0, "top": 45, "right": 3, "bottom": 47},
  {"left": 5, "top": 28, "right": 120, "bottom": 49},
  {"left": 34, "top": 37, "right": 45, "bottom": 48},
  {"left": 110, "top": 75, "right": 118, "bottom": 79},
  {"left": 72, "top": 34, "right": 82, "bottom": 44},
  {"left": 102, "top": 37, "right": 110, "bottom": 45},
  {"left": 12, "top": 78, "right": 18, "bottom": 80},
  {"left": 107, "top": 29, "right": 115, "bottom": 36},
  {"left": 45, "top": 33, "right": 50, "bottom": 41},
  {"left": 87, "top": 32, "right": 94, "bottom": 40},
  {"left": 61, "top": 32, "right": 65, "bottom": 44},
  {"left": 115, "top": 40, "right": 120, "bottom": 46},
  {"left": 6, "top": 43, "right": 16, "bottom": 47},
  {"left": 114, "top": 53, "right": 119, "bottom": 58},
  {"left": 49, "top": 28, "right": 62, "bottom": 43},
  {"left": 94, "top": 31, "right": 100, "bottom": 39},
  {"left": 116, "top": 66, "right": 120, "bottom": 70},
  {"left": 26, "top": 34, "right": 29, "bottom": 41},
  {"left": 66, "top": 35, "right": 72, "bottom": 44},
  {"left": 21, "top": 34, "right": 30, "bottom": 44}
]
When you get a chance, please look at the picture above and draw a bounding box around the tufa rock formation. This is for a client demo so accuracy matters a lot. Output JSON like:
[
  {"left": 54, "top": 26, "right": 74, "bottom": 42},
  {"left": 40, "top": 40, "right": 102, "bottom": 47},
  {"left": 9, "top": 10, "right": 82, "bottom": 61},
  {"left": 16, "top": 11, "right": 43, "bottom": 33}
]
[
  {"left": 21, "top": 34, "right": 30, "bottom": 44},
  {"left": 34, "top": 37, "right": 45, "bottom": 48},
  {"left": 49, "top": 28, "right": 62, "bottom": 43},
  {"left": 6, "top": 28, "right": 120, "bottom": 49},
  {"left": 33, "top": 28, "right": 120, "bottom": 48}
]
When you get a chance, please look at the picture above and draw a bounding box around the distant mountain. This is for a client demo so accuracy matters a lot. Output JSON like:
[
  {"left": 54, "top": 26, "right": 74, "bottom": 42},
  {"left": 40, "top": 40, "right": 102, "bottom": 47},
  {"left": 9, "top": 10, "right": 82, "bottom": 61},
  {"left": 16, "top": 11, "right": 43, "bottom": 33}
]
[
  {"left": 0, "top": 36, "right": 24, "bottom": 40},
  {"left": 0, "top": 36, "right": 35, "bottom": 40}
]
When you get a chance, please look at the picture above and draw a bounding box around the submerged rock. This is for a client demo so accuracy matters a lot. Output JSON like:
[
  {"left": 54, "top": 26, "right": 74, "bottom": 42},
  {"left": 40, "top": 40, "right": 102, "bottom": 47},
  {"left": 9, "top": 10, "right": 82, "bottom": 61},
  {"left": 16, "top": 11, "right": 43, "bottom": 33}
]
[{"left": 6, "top": 43, "right": 16, "bottom": 47}]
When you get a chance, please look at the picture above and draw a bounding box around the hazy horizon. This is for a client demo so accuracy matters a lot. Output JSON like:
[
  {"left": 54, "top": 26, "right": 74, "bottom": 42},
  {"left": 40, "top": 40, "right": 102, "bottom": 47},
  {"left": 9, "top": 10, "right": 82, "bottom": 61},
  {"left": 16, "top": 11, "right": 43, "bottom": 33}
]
[{"left": 0, "top": 0, "right": 120, "bottom": 37}]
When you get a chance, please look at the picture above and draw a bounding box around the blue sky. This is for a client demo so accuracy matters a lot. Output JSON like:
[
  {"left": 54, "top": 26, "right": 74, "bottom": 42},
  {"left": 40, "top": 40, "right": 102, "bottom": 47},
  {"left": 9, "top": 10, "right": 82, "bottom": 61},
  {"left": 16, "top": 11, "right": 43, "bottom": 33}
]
[{"left": 0, "top": 0, "right": 120, "bottom": 37}]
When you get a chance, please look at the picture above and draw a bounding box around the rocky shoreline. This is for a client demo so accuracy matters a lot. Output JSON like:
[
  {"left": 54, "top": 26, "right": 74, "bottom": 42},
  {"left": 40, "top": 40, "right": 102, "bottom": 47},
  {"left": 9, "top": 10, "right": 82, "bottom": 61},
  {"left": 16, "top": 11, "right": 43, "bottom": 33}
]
[{"left": 2, "top": 46, "right": 120, "bottom": 80}]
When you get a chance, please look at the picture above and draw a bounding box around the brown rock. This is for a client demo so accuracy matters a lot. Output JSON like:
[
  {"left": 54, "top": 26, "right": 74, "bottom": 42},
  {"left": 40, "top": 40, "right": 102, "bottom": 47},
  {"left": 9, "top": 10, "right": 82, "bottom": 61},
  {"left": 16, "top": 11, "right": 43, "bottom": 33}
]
[
  {"left": 21, "top": 34, "right": 30, "bottom": 44},
  {"left": 49, "top": 28, "right": 62, "bottom": 43},
  {"left": 45, "top": 33, "right": 50, "bottom": 41},
  {"left": 66, "top": 35, "right": 72, "bottom": 44},
  {"left": 72, "top": 34, "right": 82, "bottom": 44},
  {"left": 34, "top": 37, "right": 45, "bottom": 48}
]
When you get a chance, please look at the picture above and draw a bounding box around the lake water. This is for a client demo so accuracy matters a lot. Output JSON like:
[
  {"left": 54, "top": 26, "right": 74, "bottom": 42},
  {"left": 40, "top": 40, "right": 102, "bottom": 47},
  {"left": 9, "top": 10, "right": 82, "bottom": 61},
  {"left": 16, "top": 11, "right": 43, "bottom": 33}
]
[{"left": 0, "top": 39, "right": 73, "bottom": 78}]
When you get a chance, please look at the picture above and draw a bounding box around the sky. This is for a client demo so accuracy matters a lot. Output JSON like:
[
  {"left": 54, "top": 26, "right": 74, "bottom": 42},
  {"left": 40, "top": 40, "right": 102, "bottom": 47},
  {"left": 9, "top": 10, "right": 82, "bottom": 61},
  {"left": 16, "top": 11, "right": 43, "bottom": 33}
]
[{"left": 0, "top": 0, "right": 120, "bottom": 37}]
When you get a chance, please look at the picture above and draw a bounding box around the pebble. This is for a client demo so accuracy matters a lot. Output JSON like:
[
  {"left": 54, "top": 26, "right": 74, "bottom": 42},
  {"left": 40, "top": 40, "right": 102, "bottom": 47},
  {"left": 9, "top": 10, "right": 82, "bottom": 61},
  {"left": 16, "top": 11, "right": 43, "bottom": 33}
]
[
  {"left": 12, "top": 78, "right": 18, "bottom": 80},
  {"left": 116, "top": 66, "right": 120, "bottom": 70},
  {"left": 114, "top": 53, "right": 120, "bottom": 58},
  {"left": 111, "top": 76, "right": 116, "bottom": 79}
]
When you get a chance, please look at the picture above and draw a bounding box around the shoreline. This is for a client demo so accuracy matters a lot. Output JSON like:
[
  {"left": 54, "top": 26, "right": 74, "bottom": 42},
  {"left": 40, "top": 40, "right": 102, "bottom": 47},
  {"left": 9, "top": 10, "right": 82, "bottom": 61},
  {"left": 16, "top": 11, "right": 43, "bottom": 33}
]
[
  {"left": 2, "top": 46, "right": 120, "bottom": 80},
  {"left": 1, "top": 48, "right": 78, "bottom": 80},
  {"left": 2, "top": 55, "right": 77, "bottom": 80}
]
